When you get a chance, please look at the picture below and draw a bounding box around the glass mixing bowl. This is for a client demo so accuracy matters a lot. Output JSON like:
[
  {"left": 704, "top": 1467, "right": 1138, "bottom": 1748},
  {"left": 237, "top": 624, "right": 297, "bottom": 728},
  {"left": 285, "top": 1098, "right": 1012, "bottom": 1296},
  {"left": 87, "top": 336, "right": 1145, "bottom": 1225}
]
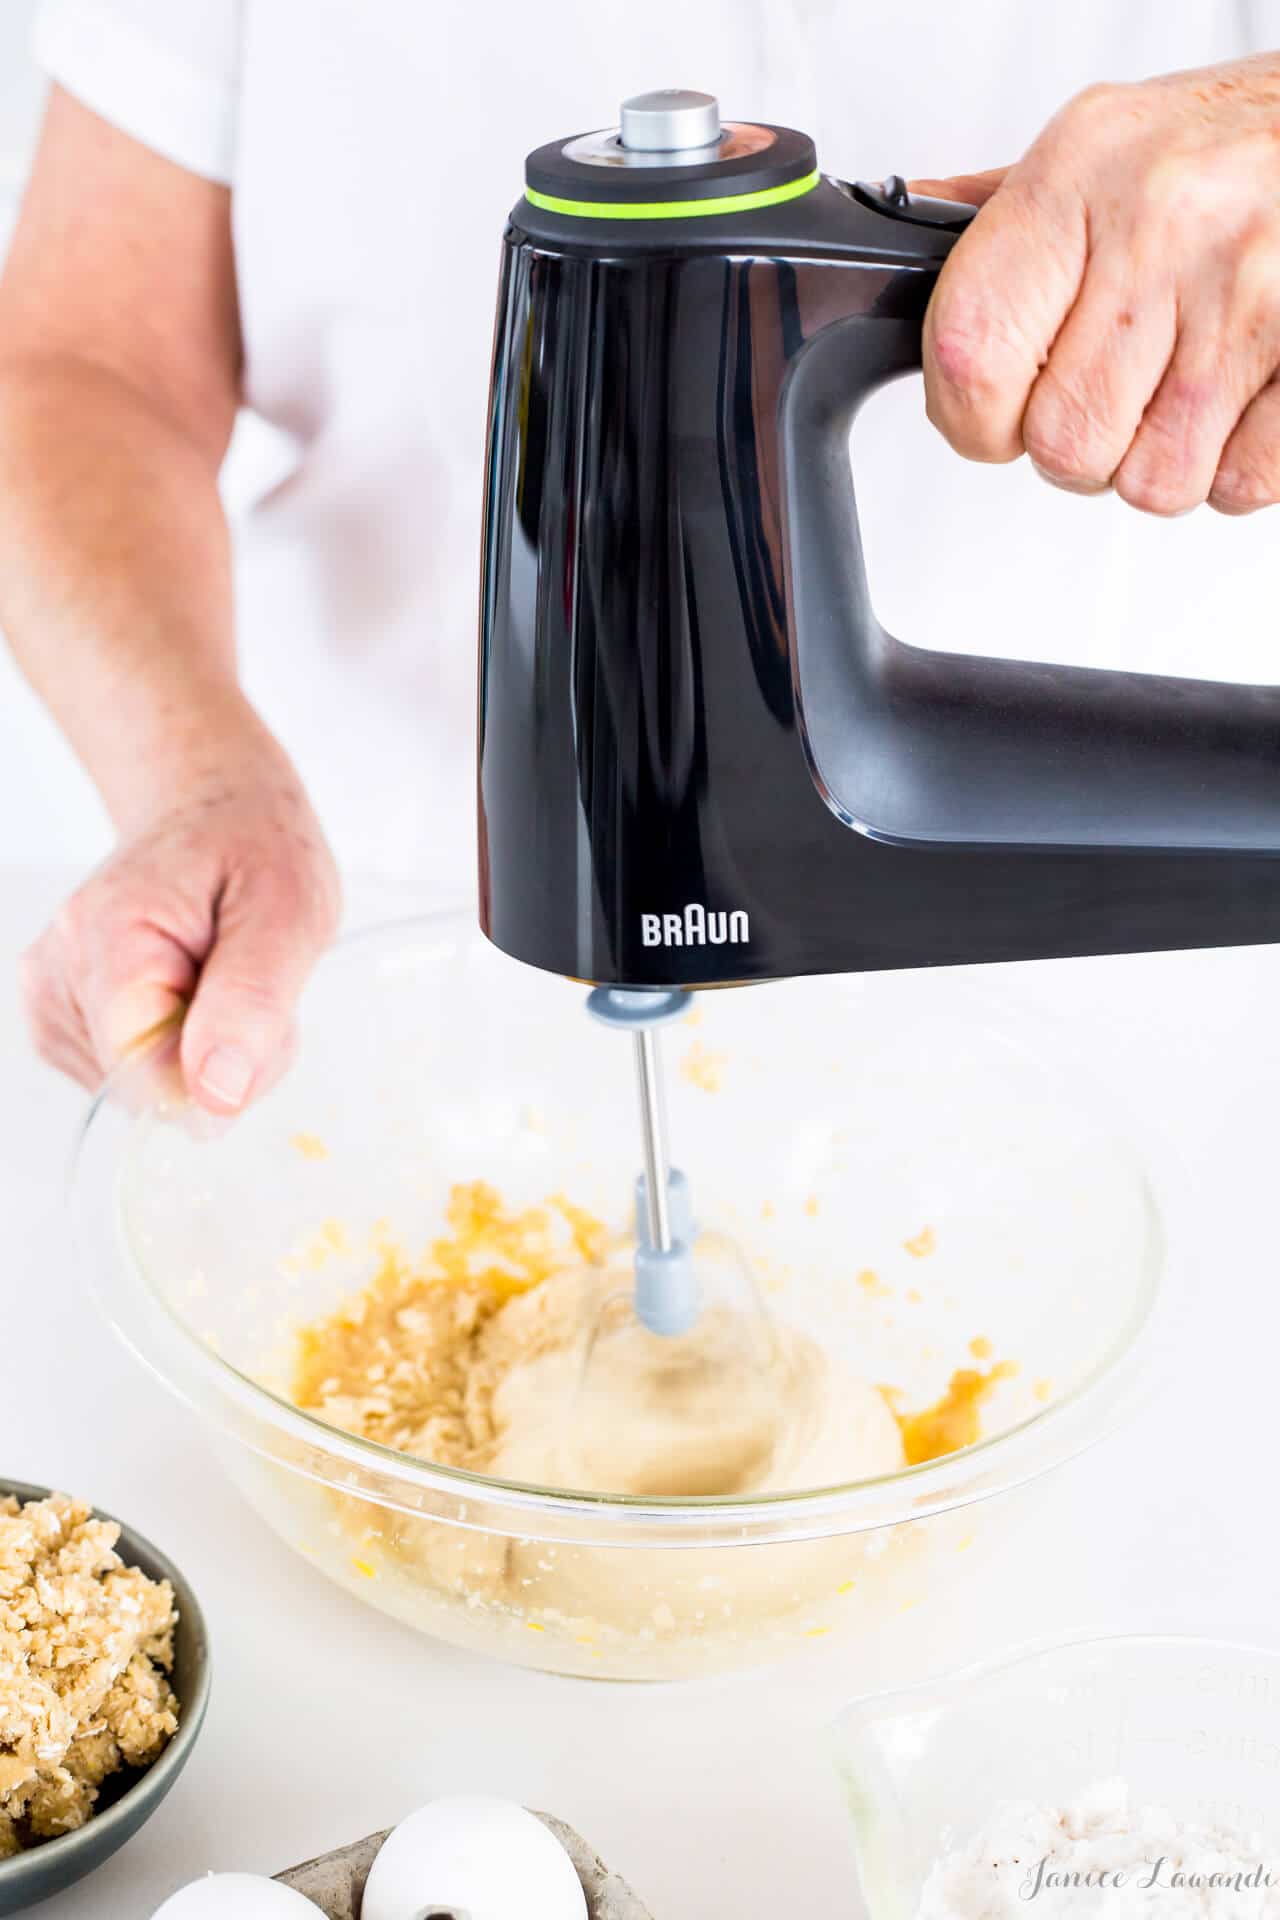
[
  {"left": 74, "top": 916, "right": 1172, "bottom": 1682},
  {"left": 833, "top": 1634, "right": 1280, "bottom": 1919}
]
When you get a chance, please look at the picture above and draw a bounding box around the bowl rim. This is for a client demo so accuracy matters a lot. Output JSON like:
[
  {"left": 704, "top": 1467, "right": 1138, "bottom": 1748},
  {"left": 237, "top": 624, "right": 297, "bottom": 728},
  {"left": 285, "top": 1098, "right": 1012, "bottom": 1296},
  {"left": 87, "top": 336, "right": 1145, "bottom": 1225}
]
[
  {"left": 833, "top": 1627, "right": 1280, "bottom": 1734},
  {"left": 73, "top": 915, "right": 1193, "bottom": 1549},
  {"left": 0, "top": 1479, "right": 211, "bottom": 1887}
]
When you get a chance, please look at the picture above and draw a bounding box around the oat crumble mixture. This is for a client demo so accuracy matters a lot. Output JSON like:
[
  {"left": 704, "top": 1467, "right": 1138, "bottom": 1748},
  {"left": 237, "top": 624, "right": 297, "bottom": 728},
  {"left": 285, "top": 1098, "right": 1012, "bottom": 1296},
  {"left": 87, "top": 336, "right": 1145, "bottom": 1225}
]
[{"left": 0, "top": 1493, "right": 179, "bottom": 1857}]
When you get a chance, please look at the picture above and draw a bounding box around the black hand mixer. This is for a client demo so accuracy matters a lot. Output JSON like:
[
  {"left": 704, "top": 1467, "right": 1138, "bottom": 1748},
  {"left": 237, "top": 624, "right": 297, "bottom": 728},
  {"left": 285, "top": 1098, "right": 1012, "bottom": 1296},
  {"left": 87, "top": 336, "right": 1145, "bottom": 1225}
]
[{"left": 475, "top": 89, "right": 1280, "bottom": 1449}]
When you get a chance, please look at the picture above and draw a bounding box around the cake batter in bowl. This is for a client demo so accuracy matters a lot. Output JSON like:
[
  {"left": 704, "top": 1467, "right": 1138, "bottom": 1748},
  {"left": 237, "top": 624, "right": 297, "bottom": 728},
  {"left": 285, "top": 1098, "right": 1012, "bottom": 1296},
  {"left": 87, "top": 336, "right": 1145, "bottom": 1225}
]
[{"left": 73, "top": 916, "right": 1174, "bottom": 1681}]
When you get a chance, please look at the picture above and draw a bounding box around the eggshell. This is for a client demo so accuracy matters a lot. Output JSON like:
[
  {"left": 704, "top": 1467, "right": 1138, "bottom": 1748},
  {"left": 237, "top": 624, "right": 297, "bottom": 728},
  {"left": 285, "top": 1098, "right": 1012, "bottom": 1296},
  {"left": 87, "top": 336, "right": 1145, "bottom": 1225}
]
[
  {"left": 360, "top": 1796, "right": 588, "bottom": 1920},
  {"left": 151, "top": 1873, "right": 323, "bottom": 1917}
]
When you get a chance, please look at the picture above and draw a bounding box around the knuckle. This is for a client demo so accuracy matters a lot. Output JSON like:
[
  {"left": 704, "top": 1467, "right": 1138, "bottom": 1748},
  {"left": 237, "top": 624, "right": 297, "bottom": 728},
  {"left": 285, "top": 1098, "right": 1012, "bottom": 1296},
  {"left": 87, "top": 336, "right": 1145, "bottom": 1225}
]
[
  {"left": 1210, "top": 462, "right": 1277, "bottom": 515},
  {"left": 927, "top": 273, "right": 1030, "bottom": 384},
  {"left": 928, "top": 290, "right": 1033, "bottom": 388},
  {"left": 926, "top": 328, "right": 1007, "bottom": 446},
  {"left": 1224, "top": 225, "right": 1280, "bottom": 324},
  {"left": 1140, "top": 146, "right": 1220, "bottom": 220},
  {"left": 1062, "top": 80, "right": 1127, "bottom": 131},
  {"left": 925, "top": 324, "right": 1022, "bottom": 461},
  {"left": 1042, "top": 81, "right": 1135, "bottom": 166},
  {"left": 1134, "top": 148, "right": 1266, "bottom": 233},
  {"left": 231, "top": 837, "right": 339, "bottom": 943},
  {"left": 1209, "top": 486, "right": 1259, "bottom": 517},
  {"left": 1022, "top": 376, "right": 1112, "bottom": 488},
  {"left": 1112, "top": 377, "right": 1220, "bottom": 516},
  {"left": 241, "top": 858, "right": 299, "bottom": 916},
  {"left": 1023, "top": 434, "right": 1099, "bottom": 489},
  {"left": 1130, "top": 171, "right": 1242, "bottom": 253},
  {"left": 1113, "top": 462, "right": 1202, "bottom": 517},
  {"left": 927, "top": 315, "right": 994, "bottom": 398},
  {"left": 1151, "top": 370, "right": 1216, "bottom": 432},
  {"left": 1135, "top": 152, "right": 1193, "bottom": 220}
]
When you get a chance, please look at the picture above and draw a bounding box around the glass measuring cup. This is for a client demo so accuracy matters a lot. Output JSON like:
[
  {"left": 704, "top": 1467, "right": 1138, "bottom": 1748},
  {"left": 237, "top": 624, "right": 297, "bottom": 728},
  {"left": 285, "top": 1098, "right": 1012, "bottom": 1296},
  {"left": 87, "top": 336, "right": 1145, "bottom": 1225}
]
[{"left": 834, "top": 1634, "right": 1280, "bottom": 1920}]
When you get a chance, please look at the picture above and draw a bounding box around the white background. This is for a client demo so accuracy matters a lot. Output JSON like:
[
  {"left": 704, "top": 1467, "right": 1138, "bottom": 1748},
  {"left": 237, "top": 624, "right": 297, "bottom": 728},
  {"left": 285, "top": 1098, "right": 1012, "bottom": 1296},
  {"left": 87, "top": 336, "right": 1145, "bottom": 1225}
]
[
  {"left": 0, "top": 7, "right": 43, "bottom": 185},
  {"left": 4, "top": 11, "right": 1280, "bottom": 1919}
]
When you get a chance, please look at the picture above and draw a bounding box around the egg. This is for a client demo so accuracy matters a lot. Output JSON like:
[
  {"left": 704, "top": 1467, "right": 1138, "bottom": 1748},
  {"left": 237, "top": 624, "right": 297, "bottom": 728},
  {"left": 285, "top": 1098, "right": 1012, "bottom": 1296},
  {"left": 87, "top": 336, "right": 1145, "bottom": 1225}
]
[
  {"left": 151, "top": 1873, "right": 323, "bottom": 1917},
  {"left": 361, "top": 1796, "right": 589, "bottom": 1920}
]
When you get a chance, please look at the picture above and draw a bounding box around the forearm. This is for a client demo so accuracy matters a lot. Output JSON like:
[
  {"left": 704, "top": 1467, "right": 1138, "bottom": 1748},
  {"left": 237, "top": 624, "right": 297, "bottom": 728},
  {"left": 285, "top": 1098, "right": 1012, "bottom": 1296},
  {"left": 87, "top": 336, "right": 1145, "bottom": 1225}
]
[
  {"left": 5, "top": 91, "right": 337, "bottom": 1103},
  {"left": 0, "top": 350, "right": 272, "bottom": 833}
]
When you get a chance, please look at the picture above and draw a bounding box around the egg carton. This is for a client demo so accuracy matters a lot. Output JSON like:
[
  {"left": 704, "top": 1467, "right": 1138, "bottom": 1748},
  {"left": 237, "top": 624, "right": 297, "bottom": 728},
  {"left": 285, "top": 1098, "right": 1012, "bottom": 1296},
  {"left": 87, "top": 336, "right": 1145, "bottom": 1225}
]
[{"left": 276, "top": 1813, "right": 654, "bottom": 1919}]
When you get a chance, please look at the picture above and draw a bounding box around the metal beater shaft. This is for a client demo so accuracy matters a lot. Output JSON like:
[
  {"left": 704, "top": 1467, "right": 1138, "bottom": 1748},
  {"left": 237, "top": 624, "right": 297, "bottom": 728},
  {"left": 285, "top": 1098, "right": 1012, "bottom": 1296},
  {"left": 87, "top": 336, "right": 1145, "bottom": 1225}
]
[{"left": 633, "top": 1027, "right": 673, "bottom": 1253}]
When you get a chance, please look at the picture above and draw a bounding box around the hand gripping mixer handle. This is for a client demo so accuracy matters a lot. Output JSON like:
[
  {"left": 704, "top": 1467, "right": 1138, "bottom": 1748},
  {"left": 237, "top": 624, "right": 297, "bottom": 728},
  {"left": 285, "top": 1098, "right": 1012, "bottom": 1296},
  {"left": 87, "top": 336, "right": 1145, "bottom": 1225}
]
[{"left": 786, "top": 178, "right": 1280, "bottom": 858}]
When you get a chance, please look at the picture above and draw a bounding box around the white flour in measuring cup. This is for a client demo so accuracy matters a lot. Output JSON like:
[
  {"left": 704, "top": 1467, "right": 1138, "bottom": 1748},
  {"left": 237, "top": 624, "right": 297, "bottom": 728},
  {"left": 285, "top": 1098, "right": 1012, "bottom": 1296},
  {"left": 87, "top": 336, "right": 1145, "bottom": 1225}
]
[{"left": 917, "top": 1778, "right": 1280, "bottom": 1916}]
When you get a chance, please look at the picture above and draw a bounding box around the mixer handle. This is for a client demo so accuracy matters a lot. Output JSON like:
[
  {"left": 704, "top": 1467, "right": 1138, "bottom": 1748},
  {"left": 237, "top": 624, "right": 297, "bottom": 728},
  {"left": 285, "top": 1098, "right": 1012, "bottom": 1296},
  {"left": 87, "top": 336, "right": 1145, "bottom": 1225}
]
[{"left": 782, "top": 178, "right": 1280, "bottom": 854}]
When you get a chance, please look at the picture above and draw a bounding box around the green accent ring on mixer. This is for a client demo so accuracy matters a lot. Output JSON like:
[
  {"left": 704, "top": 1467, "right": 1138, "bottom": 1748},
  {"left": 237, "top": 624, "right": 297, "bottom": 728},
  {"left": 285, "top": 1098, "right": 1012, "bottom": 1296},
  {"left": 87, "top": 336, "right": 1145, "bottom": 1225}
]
[{"left": 525, "top": 168, "right": 821, "bottom": 221}]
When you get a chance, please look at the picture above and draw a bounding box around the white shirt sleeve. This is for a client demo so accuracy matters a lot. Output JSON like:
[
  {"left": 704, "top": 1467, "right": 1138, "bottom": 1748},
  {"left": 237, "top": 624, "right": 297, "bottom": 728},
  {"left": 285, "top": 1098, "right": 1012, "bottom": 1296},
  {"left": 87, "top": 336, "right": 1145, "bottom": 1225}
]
[{"left": 31, "top": 0, "right": 243, "bottom": 185}]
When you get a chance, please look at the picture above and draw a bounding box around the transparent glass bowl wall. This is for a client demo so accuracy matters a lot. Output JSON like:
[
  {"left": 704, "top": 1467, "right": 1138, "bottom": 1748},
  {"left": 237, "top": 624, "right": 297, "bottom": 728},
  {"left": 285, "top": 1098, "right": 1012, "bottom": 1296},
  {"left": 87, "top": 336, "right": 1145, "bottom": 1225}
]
[
  {"left": 835, "top": 1636, "right": 1280, "bottom": 1920},
  {"left": 75, "top": 918, "right": 1169, "bottom": 1681}
]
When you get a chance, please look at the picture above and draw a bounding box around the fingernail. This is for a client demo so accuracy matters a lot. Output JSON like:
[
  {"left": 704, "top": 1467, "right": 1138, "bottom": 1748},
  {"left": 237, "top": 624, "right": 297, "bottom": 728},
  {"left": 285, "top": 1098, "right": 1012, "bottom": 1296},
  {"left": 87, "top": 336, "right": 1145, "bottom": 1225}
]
[{"left": 198, "top": 1044, "right": 255, "bottom": 1109}]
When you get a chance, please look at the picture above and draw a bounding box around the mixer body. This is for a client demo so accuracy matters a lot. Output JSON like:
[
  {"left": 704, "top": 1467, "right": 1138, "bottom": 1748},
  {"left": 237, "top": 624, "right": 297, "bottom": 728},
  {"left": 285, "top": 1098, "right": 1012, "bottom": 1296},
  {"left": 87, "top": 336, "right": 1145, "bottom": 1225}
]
[{"left": 478, "top": 103, "right": 1280, "bottom": 988}]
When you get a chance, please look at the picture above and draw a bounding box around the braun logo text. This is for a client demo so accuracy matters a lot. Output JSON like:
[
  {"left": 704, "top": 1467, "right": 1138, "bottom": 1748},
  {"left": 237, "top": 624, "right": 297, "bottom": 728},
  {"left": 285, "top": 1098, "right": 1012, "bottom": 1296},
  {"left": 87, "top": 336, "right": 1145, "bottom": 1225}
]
[{"left": 641, "top": 905, "right": 750, "bottom": 949}]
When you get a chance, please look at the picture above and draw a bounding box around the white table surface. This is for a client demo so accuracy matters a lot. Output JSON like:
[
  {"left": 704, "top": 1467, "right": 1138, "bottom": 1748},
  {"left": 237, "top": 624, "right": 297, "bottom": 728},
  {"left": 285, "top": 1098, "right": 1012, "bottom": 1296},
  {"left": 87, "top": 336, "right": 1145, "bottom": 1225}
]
[{"left": 5, "top": 863, "right": 1280, "bottom": 1920}]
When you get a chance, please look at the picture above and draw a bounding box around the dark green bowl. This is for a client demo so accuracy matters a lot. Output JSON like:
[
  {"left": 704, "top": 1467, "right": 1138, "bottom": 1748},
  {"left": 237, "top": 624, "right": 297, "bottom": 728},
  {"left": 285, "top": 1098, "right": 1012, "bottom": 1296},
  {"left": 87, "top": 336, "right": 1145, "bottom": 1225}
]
[{"left": 0, "top": 1481, "right": 211, "bottom": 1915}]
